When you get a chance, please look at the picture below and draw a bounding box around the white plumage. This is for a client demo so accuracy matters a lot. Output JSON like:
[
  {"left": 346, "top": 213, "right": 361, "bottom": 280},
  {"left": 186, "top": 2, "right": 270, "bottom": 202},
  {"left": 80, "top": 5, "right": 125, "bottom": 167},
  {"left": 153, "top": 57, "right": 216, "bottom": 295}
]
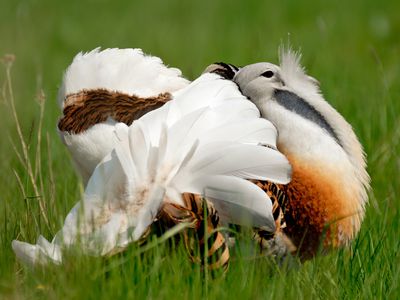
[
  {"left": 12, "top": 51, "right": 291, "bottom": 266},
  {"left": 59, "top": 48, "right": 190, "bottom": 183},
  {"left": 58, "top": 48, "right": 189, "bottom": 108}
]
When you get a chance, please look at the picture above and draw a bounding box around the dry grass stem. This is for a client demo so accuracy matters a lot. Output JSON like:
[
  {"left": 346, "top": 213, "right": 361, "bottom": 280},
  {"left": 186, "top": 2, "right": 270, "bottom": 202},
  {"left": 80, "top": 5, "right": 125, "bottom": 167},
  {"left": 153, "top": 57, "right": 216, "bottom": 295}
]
[{"left": 2, "top": 55, "right": 51, "bottom": 230}]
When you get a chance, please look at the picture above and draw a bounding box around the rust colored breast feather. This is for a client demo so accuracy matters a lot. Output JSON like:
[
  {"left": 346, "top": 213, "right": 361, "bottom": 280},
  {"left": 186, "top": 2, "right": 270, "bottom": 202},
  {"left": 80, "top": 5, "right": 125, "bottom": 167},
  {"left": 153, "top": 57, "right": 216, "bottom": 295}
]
[
  {"left": 58, "top": 89, "right": 172, "bottom": 134},
  {"left": 280, "top": 155, "right": 362, "bottom": 259},
  {"left": 252, "top": 157, "right": 361, "bottom": 260}
]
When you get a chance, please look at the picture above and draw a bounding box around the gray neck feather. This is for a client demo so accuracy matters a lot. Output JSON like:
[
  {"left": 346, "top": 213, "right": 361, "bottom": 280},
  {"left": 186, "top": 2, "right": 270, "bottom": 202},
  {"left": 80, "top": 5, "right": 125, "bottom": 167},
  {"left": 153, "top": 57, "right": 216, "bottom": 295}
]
[{"left": 273, "top": 89, "right": 342, "bottom": 147}]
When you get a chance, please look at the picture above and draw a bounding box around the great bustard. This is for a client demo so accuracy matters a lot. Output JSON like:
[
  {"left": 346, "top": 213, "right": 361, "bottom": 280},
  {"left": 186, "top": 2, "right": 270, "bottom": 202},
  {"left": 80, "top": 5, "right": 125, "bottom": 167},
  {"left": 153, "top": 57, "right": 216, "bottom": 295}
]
[{"left": 12, "top": 48, "right": 291, "bottom": 268}]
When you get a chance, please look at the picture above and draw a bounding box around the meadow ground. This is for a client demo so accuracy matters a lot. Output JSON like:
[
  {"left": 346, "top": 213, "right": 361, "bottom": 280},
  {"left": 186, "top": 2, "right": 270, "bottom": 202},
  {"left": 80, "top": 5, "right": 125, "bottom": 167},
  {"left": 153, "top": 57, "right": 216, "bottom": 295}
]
[{"left": 0, "top": 0, "right": 399, "bottom": 299}]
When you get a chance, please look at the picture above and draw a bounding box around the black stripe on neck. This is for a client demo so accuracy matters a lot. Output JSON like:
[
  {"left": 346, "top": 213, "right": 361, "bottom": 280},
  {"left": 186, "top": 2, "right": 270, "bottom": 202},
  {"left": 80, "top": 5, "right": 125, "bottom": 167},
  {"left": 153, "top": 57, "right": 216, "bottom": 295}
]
[{"left": 274, "top": 89, "right": 342, "bottom": 147}]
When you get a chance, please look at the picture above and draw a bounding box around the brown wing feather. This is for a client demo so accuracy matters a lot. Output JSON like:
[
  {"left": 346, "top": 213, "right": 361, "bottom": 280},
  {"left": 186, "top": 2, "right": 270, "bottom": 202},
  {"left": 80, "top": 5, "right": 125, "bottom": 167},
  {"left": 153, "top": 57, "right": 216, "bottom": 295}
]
[
  {"left": 250, "top": 180, "right": 298, "bottom": 256},
  {"left": 158, "top": 194, "right": 229, "bottom": 274},
  {"left": 251, "top": 180, "right": 287, "bottom": 231},
  {"left": 58, "top": 89, "right": 171, "bottom": 134}
]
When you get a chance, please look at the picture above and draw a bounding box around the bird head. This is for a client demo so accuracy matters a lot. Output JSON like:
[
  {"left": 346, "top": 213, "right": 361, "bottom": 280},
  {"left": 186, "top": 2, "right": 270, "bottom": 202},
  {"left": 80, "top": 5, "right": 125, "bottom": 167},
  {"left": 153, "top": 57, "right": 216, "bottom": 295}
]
[{"left": 232, "top": 62, "right": 284, "bottom": 102}]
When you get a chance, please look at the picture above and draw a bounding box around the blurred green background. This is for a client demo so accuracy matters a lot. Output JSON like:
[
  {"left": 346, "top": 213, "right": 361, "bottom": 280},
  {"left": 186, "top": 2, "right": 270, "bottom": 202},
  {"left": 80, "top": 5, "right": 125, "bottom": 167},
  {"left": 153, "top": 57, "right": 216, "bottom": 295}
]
[
  {"left": 0, "top": 0, "right": 399, "bottom": 298},
  {"left": 1, "top": 0, "right": 399, "bottom": 129}
]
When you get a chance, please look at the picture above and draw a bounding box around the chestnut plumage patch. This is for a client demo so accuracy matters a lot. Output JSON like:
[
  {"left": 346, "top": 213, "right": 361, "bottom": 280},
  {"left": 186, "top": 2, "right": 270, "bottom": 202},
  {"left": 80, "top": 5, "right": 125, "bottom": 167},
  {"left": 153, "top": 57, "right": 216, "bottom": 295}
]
[
  {"left": 157, "top": 193, "right": 230, "bottom": 273},
  {"left": 58, "top": 89, "right": 172, "bottom": 134}
]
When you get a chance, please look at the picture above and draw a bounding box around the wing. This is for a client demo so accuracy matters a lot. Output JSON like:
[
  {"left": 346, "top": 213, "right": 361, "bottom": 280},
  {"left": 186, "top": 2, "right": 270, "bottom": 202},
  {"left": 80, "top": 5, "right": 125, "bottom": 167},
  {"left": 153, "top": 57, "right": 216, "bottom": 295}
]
[
  {"left": 138, "top": 73, "right": 292, "bottom": 230},
  {"left": 13, "top": 72, "right": 291, "bottom": 266}
]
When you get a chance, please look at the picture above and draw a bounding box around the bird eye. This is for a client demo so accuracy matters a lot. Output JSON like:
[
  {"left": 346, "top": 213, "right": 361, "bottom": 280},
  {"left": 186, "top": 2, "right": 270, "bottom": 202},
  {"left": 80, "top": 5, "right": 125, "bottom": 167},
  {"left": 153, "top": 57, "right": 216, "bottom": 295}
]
[{"left": 261, "top": 70, "right": 274, "bottom": 78}]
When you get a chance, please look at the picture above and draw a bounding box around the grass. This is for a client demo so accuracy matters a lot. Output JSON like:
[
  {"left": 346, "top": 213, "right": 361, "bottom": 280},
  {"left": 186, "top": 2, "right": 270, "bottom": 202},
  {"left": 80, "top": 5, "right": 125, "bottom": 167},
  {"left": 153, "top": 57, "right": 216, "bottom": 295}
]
[{"left": 0, "top": 0, "right": 399, "bottom": 298}]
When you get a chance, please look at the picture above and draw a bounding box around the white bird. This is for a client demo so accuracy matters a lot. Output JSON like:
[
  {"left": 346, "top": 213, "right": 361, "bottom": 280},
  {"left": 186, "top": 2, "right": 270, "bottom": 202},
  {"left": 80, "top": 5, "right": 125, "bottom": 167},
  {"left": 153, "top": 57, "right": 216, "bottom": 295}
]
[
  {"left": 211, "top": 49, "right": 370, "bottom": 259},
  {"left": 12, "top": 49, "right": 292, "bottom": 266}
]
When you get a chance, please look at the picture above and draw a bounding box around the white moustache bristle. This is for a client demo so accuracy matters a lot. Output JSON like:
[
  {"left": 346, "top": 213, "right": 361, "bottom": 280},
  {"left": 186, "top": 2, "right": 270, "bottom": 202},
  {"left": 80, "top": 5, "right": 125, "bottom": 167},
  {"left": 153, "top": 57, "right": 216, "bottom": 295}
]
[
  {"left": 279, "top": 47, "right": 320, "bottom": 97},
  {"left": 58, "top": 48, "right": 190, "bottom": 108}
]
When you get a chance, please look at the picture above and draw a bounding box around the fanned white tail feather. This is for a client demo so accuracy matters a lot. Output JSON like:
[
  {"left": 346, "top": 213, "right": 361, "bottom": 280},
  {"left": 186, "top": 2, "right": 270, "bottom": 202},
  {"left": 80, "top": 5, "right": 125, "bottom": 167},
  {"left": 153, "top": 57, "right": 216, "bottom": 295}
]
[
  {"left": 58, "top": 48, "right": 190, "bottom": 183},
  {"left": 13, "top": 66, "right": 292, "bottom": 267},
  {"left": 58, "top": 48, "right": 189, "bottom": 108}
]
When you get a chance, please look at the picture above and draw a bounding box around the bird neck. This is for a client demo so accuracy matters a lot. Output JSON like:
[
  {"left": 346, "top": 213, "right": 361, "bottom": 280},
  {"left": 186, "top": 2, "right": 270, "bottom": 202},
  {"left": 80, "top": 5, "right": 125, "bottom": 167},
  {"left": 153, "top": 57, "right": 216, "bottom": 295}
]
[
  {"left": 259, "top": 99, "right": 346, "bottom": 165},
  {"left": 258, "top": 102, "right": 363, "bottom": 254}
]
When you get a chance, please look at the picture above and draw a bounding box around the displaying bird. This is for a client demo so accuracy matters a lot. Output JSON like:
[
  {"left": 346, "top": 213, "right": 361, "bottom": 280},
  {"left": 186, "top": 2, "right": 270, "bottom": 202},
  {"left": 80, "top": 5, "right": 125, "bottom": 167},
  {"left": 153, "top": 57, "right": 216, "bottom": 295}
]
[
  {"left": 12, "top": 48, "right": 291, "bottom": 268},
  {"left": 13, "top": 46, "right": 369, "bottom": 268},
  {"left": 209, "top": 50, "right": 370, "bottom": 259}
]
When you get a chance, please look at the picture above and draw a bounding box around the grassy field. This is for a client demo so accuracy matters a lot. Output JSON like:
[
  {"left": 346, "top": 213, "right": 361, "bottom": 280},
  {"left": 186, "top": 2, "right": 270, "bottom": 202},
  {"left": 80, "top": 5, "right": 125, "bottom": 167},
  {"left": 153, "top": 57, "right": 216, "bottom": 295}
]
[{"left": 1, "top": 0, "right": 399, "bottom": 298}]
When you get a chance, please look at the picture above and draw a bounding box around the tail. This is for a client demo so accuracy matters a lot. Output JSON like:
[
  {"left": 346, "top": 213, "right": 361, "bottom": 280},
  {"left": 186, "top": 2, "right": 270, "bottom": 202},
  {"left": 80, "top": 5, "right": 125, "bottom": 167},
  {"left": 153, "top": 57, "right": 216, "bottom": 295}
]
[
  {"left": 13, "top": 72, "right": 291, "bottom": 266},
  {"left": 57, "top": 48, "right": 190, "bottom": 183},
  {"left": 58, "top": 48, "right": 190, "bottom": 108}
]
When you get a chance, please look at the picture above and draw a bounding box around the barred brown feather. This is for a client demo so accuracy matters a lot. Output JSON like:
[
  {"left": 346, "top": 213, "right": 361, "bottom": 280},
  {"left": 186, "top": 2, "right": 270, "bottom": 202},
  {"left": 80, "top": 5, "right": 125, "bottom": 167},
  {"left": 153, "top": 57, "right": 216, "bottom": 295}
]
[
  {"left": 251, "top": 180, "right": 296, "bottom": 255},
  {"left": 158, "top": 194, "right": 230, "bottom": 273},
  {"left": 58, "top": 89, "right": 171, "bottom": 134}
]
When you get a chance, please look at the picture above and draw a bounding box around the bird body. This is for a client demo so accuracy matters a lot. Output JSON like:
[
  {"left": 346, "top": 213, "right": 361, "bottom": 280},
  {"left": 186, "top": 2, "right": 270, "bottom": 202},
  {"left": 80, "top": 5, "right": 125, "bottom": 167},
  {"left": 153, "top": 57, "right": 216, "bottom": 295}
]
[
  {"left": 232, "top": 50, "right": 370, "bottom": 257},
  {"left": 12, "top": 47, "right": 370, "bottom": 267},
  {"left": 247, "top": 85, "right": 363, "bottom": 252}
]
